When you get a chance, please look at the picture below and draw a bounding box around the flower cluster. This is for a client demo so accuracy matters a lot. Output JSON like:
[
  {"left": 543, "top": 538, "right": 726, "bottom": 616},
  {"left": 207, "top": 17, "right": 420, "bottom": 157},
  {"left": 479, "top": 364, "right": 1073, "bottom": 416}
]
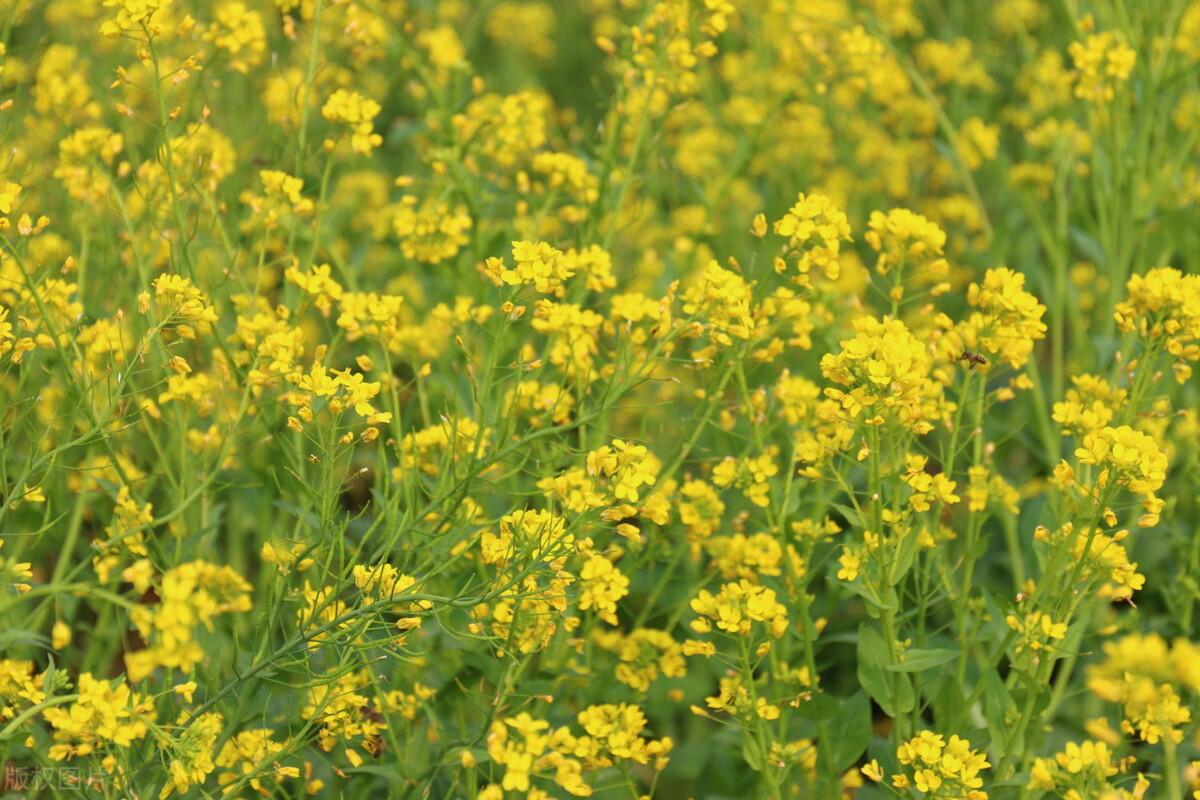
[
  {"left": 952, "top": 267, "right": 1048, "bottom": 370},
  {"left": 1028, "top": 741, "right": 1148, "bottom": 798},
  {"left": 484, "top": 707, "right": 672, "bottom": 797},
  {"left": 772, "top": 192, "right": 853, "bottom": 282},
  {"left": 321, "top": 90, "right": 383, "bottom": 155},
  {"left": 1074, "top": 425, "right": 1168, "bottom": 500},
  {"left": 1069, "top": 32, "right": 1137, "bottom": 102},
  {"left": 864, "top": 208, "right": 949, "bottom": 280},
  {"left": 44, "top": 674, "right": 155, "bottom": 761},
  {"left": 125, "top": 561, "right": 253, "bottom": 680},
  {"left": 1114, "top": 267, "right": 1200, "bottom": 381},
  {"left": 820, "top": 316, "right": 940, "bottom": 432},
  {"left": 4, "top": 1, "right": 1200, "bottom": 797},
  {"left": 689, "top": 580, "right": 789, "bottom": 639},
  {"left": 863, "top": 731, "right": 990, "bottom": 799}
]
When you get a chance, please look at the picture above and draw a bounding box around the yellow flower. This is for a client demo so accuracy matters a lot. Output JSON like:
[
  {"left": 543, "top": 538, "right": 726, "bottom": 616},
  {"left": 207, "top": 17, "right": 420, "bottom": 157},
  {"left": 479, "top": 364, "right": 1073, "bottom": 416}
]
[
  {"left": 1119, "top": 678, "right": 1191, "bottom": 744},
  {"left": 100, "top": 0, "right": 171, "bottom": 37},
  {"left": 681, "top": 261, "right": 755, "bottom": 346},
  {"left": 690, "top": 579, "right": 788, "bottom": 638},
  {"left": 203, "top": 2, "right": 266, "bottom": 73},
  {"left": 1069, "top": 32, "right": 1136, "bottom": 102},
  {"left": 1074, "top": 425, "right": 1168, "bottom": 498},
  {"left": 578, "top": 554, "right": 630, "bottom": 625},
  {"left": 951, "top": 267, "right": 1048, "bottom": 370},
  {"left": 487, "top": 240, "right": 575, "bottom": 294},
  {"left": 1114, "top": 267, "right": 1200, "bottom": 380},
  {"left": 820, "top": 316, "right": 941, "bottom": 433},
  {"left": 322, "top": 89, "right": 383, "bottom": 154},
  {"left": 837, "top": 549, "right": 862, "bottom": 582},
  {"left": 44, "top": 673, "right": 155, "bottom": 760},
  {"left": 0, "top": 181, "right": 21, "bottom": 215},
  {"left": 160, "top": 711, "right": 223, "bottom": 798},
  {"left": 0, "top": 660, "right": 45, "bottom": 721},
  {"left": 712, "top": 452, "right": 777, "bottom": 508},
  {"left": 125, "top": 561, "right": 252, "bottom": 681},
  {"left": 150, "top": 274, "right": 220, "bottom": 337},
  {"left": 587, "top": 439, "right": 658, "bottom": 503},
  {"left": 895, "top": 731, "right": 990, "bottom": 797},
  {"left": 773, "top": 191, "right": 852, "bottom": 282},
  {"left": 216, "top": 729, "right": 291, "bottom": 794},
  {"left": 51, "top": 620, "right": 71, "bottom": 649},
  {"left": 393, "top": 198, "right": 473, "bottom": 264},
  {"left": 864, "top": 208, "right": 948, "bottom": 278}
]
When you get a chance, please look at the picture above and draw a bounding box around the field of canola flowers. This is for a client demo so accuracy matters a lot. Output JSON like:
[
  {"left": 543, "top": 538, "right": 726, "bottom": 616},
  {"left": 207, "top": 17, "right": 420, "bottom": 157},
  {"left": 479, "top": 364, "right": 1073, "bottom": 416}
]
[{"left": 1, "top": 0, "right": 1200, "bottom": 798}]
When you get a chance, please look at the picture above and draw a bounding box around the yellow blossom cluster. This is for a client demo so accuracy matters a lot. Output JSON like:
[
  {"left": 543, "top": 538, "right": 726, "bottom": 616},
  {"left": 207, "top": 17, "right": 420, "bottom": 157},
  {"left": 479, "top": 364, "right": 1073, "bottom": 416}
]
[
  {"left": 125, "top": 560, "right": 253, "bottom": 680},
  {"left": 321, "top": 89, "right": 383, "bottom": 155},
  {"left": 1074, "top": 425, "right": 1168, "bottom": 499},
  {"left": 1069, "top": 32, "right": 1137, "bottom": 103},
  {"left": 44, "top": 674, "right": 155, "bottom": 761},
  {"left": 864, "top": 207, "right": 949, "bottom": 280},
  {"left": 772, "top": 192, "right": 853, "bottom": 282},
  {"left": 820, "top": 315, "right": 940, "bottom": 432},
  {"left": 689, "top": 580, "right": 789, "bottom": 639},
  {"left": 1027, "top": 741, "right": 1149, "bottom": 798},
  {"left": 863, "top": 731, "right": 990, "bottom": 798},
  {"left": 3, "top": 0, "right": 1200, "bottom": 796}
]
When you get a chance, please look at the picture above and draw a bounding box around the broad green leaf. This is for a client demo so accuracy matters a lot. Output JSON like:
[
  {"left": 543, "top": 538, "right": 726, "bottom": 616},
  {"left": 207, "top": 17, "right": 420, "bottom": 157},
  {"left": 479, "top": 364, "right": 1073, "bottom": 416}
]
[
  {"left": 826, "top": 691, "right": 872, "bottom": 772},
  {"left": 886, "top": 648, "right": 959, "bottom": 673},
  {"left": 984, "top": 669, "right": 1016, "bottom": 759},
  {"left": 856, "top": 623, "right": 914, "bottom": 716},
  {"left": 891, "top": 525, "right": 922, "bottom": 583},
  {"left": 741, "top": 735, "right": 763, "bottom": 772},
  {"left": 831, "top": 502, "right": 864, "bottom": 530}
]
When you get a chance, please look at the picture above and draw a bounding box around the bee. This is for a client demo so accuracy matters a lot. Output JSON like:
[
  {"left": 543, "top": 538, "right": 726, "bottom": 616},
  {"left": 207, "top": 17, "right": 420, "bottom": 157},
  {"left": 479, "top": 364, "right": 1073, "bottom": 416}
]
[
  {"left": 359, "top": 704, "right": 386, "bottom": 725},
  {"left": 359, "top": 705, "right": 386, "bottom": 757},
  {"left": 362, "top": 734, "right": 385, "bottom": 757},
  {"left": 958, "top": 351, "right": 987, "bottom": 369}
]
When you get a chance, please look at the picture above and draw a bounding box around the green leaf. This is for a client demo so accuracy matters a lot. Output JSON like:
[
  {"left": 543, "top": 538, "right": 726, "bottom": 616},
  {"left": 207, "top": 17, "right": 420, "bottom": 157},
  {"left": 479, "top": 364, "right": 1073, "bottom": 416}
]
[
  {"left": 826, "top": 691, "right": 872, "bottom": 772},
  {"left": 894, "top": 674, "right": 915, "bottom": 713},
  {"left": 891, "top": 526, "right": 922, "bottom": 582},
  {"left": 856, "top": 624, "right": 891, "bottom": 711},
  {"left": 856, "top": 623, "right": 914, "bottom": 715},
  {"left": 799, "top": 691, "right": 839, "bottom": 723},
  {"left": 843, "top": 578, "right": 891, "bottom": 618},
  {"left": 930, "top": 674, "right": 965, "bottom": 732},
  {"left": 741, "top": 735, "right": 764, "bottom": 772},
  {"left": 831, "top": 502, "right": 864, "bottom": 530},
  {"left": 983, "top": 669, "right": 1015, "bottom": 759},
  {"left": 886, "top": 648, "right": 959, "bottom": 673},
  {"left": 0, "top": 628, "right": 49, "bottom": 651}
]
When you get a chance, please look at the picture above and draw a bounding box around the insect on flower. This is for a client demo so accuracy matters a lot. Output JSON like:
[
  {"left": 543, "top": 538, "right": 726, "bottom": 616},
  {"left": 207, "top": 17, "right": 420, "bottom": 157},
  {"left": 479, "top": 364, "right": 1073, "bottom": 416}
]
[
  {"left": 363, "top": 734, "right": 385, "bottom": 757},
  {"left": 360, "top": 705, "right": 386, "bottom": 756},
  {"left": 359, "top": 704, "right": 385, "bottom": 725},
  {"left": 958, "top": 350, "right": 988, "bottom": 369}
]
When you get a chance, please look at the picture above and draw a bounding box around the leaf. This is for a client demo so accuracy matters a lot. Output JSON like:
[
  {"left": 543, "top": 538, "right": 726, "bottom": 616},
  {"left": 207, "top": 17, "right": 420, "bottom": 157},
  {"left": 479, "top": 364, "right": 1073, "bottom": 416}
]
[
  {"left": 0, "top": 629, "right": 48, "bottom": 651},
  {"left": 894, "top": 673, "right": 916, "bottom": 713},
  {"left": 830, "top": 502, "right": 864, "bottom": 530},
  {"left": 859, "top": 623, "right": 902, "bottom": 714},
  {"left": 886, "top": 648, "right": 959, "bottom": 673},
  {"left": 983, "top": 669, "right": 1015, "bottom": 759},
  {"left": 930, "top": 673, "right": 965, "bottom": 732},
  {"left": 892, "top": 525, "right": 922, "bottom": 582},
  {"left": 741, "top": 735, "right": 763, "bottom": 772},
  {"left": 799, "top": 691, "right": 839, "bottom": 723},
  {"left": 1069, "top": 226, "right": 1106, "bottom": 267},
  {"left": 826, "top": 691, "right": 872, "bottom": 772},
  {"left": 843, "top": 578, "right": 891, "bottom": 618}
]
